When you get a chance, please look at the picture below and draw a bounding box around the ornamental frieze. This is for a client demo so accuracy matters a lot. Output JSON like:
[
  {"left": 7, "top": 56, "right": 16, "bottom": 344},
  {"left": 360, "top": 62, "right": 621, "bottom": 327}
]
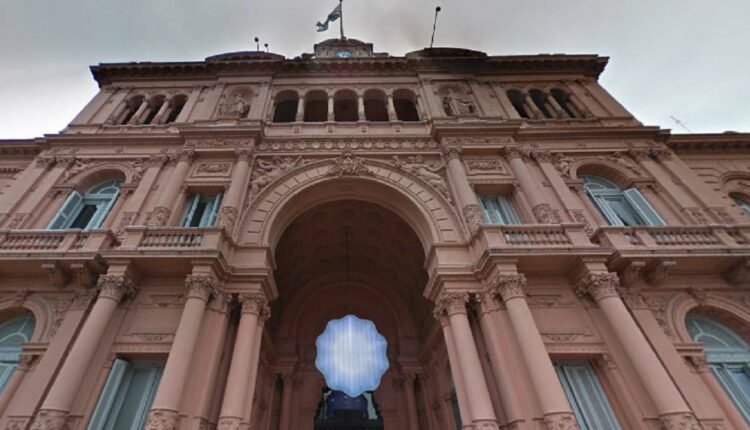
[
  {"left": 184, "top": 137, "right": 255, "bottom": 148},
  {"left": 256, "top": 138, "right": 438, "bottom": 152},
  {"left": 249, "top": 156, "right": 306, "bottom": 197},
  {"left": 464, "top": 159, "right": 509, "bottom": 175}
]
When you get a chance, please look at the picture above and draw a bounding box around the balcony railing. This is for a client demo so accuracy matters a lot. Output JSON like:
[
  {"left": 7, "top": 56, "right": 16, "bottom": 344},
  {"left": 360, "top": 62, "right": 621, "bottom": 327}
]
[
  {"left": 119, "top": 226, "right": 230, "bottom": 254},
  {"left": 0, "top": 229, "right": 118, "bottom": 253},
  {"left": 593, "top": 225, "right": 750, "bottom": 251},
  {"left": 474, "top": 223, "right": 593, "bottom": 249}
]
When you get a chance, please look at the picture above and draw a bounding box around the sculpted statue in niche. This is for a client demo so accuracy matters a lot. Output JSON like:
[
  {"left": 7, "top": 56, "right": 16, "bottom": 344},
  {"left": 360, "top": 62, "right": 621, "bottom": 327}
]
[
  {"left": 392, "top": 155, "right": 450, "bottom": 199},
  {"left": 218, "top": 90, "right": 252, "bottom": 118},
  {"left": 440, "top": 87, "right": 477, "bottom": 117},
  {"left": 249, "top": 156, "right": 304, "bottom": 196}
]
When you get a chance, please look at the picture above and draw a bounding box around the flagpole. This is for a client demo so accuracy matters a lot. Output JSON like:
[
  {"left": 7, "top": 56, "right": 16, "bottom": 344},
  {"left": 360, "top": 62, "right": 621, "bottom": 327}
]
[{"left": 339, "top": 0, "right": 345, "bottom": 39}]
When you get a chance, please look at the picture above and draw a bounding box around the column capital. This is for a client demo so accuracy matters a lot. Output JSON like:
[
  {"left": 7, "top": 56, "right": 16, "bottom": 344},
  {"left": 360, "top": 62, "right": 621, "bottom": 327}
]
[
  {"left": 575, "top": 273, "right": 621, "bottom": 301},
  {"left": 442, "top": 145, "right": 462, "bottom": 160},
  {"left": 35, "top": 156, "right": 57, "bottom": 169},
  {"left": 530, "top": 150, "right": 553, "bottom": 163},
  {"left": 627, "top": 148, "right": 651, "bottom": 162},
  {"left": 97, "top": 273, "right": 137, "bottom": 302},
  {"left": 238, "top": 292, "right": 271, "bottom": 320},
  {"left": 185, "top": 273, "right": 218, "bottom": 301},
  {"left": 502, "top": 145, "right": 527, "bottom": 161},
  {"left": 649, "top": 148, "right": 674, "bottom": 162},
  {"left": 177, "top": 149, "right": 195, "bottom": 163},
  {"left": 433, "top": 292, "right": 470, "bottom": 318},
  {"left": 490, "top": 273, "right": 527, "bottom": 302},
  {"left": 473, "top": 291, "right": 501, "bottom": 315},
  {"left": 234, "top": 148, "right": 254, "bottom": 162}
]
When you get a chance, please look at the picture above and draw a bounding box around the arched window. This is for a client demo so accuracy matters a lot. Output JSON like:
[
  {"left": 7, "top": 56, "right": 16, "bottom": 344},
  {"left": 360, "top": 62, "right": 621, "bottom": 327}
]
[
  {"left": 304, "top": 90, "right": 328, "bottom": 122},
  {"left": 47, "top": 179, "right": 121, "bottom": 230},
  {"left": 581, "top": 175, "right": 665, "bottom": 227},
  {"left": 141, "top": 96, "right": 165, "bottom": 125},
  {"left": 506, "top": 90, "right": 530, "bottom": 119},
  {"left": 687, "top": 314, "right": 750, "bottom": 423},
  {"left": 551, "top": 88, "right": 580, "bottom": 118},
  {"left": 334, "top": 90, "right": 358, "bottom": 122},
  {"left": 393, "top": 89, "right": 420, "bottom": 122},
  {"left": 273, "top": 90, "right": 299, "bottom": 123},
  {"left": 364, "top": 89, "right": 388, "bottom": 122},
  {"left": 164, "top": 95, "right": 187, "bottom": 124},
  {"left": 119, "top": 96, "right": 144, "bottom": 125},
  {"left": 732, "top": 193, "right": 750, "bottom": 216},
  {"left": 0, "top": 314, "right": 35, "bottom": 393},
  {"left": 529, "top": 89, "right": 554, "bottom": 119}
]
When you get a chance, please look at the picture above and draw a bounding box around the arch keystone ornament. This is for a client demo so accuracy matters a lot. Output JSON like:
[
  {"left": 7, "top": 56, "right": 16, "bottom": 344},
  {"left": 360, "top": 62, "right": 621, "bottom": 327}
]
[{"left": 315, "top": 314, "right": 389, "bottom": 398}]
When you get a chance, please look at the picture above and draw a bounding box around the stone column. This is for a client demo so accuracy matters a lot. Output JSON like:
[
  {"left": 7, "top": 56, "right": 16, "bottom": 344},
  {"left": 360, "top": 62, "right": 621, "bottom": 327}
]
[
  {"left": 546, "top": 95, "right": 568, "bottom": 119},
  {"left": 327, "top": 92, "right": 335, "bottom": 122},
  {"left": 489, "top": 274, "right": 579, "bottom": 429},
  {"left": 443, "top": 146, "right": 484, "bottom": 233},
  {"left": 474, "top": 292, "right": 524, "bottom": 426},
  {"left": 357, "top": 92, "right": 366, "bottom": 121},
  {"left": 216, "top": 149, "right": 253, "bottom": 233},
  {"left": 523, "top": 95, "right": 544, "bottom": 119},
  {"left": 403, "top": 372, "right": 421, "bottom": 430},
  {"left": 145, "top": 273, "right": 218, "bottom": 430},
  {"left": 576, "top": 272, "right": 700, "bottom": 428},
  {"left": 128, "top": 98, "right": 150, "bottom": 124},
  {"left": 435, "top": 292, "right": 500, "bottom": 430},
  {"left": 503, "top": 146, "right": 560, "bottom": 224},
  {"left": 242, "top": 295, "right": 270, "bottom": 424},
  {"left": 690, "top": 356, "right": 747, "bottom": 430},
  {"left": 278, "top": 370, "right": 295, "bottom": 430},
  {"left": 415, "top": 94, "right": 427, "bottom": 120},
  {"left": 217, "top": 293, "right": 269, "bottom": 429},
  {"left": 0, "top": 355, "right": 33, "bottom": 415},
  {"left": 531, "top": 150, "right": 592, "bottom": 232},
  {"left": 386, "top": 92, "right": 398, "bottom": 121},
  {"left": 438, "top": 315, "right": 472, "bottom": 427},
  {"left": 295, "top": 96, "right": 305, "bottom": 122},
  {"left": 152, "top": 100, "right": 172, "bottom": 124},
  {"left": 31, "top": 272, "right": 136, "bottom": 430},
  {"left": 148, "top": 149, "right": 194, "bottom": 226}
]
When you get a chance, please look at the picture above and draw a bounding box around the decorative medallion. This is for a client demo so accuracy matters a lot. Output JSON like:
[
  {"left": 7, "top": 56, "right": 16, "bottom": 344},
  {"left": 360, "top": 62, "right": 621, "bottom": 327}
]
[{"left": 315, "top": 314, "right": 389, "bottom": 398}]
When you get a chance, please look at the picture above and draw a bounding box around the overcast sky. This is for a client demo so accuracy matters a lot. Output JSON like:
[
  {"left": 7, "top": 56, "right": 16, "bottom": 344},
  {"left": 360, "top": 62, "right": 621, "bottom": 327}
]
[{"left": 1, "top": 0, "right": 748, "bottom": 139}]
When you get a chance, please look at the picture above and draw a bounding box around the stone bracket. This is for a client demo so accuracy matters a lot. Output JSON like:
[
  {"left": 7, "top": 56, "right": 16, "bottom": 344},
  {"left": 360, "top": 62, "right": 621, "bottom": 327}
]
[
  {"left": 41, "top": 261, "right": 69, "bottom": 288},
  {"left": 723, "top": 259, "right": 750, "bottom": 286}
]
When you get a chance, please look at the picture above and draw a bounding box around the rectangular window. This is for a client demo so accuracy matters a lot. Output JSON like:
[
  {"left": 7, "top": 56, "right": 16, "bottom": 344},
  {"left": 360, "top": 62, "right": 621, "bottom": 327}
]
[
  {"left": 555, "top": 361, "right": 622, "bottom": 430},
  {"left": 712, "top": 363, "right": 750, "bottom": 423},
  {"left": 88, "top": 359, "right": 164, "bottom": 430},
  {"left": 180, "top": 193, "right": 223, "bottom": 227},
  {"left": 478, "top": 194, "right": 521, "bottom": 225}
]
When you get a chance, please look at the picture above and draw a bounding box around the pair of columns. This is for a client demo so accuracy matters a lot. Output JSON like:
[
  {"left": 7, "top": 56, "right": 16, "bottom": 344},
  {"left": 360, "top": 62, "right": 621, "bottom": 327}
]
[
  {"left": 464, "top": 271, "right": 701, "bottom": 429},
  {"left": 147, "top": 148, "right": 253, "bottom": 234},
  {"left": 30, "top": 269, "right": 264, "bottom": 430},
  {"left": 292, "top": 92, "right": 400, "bottom": 123}
]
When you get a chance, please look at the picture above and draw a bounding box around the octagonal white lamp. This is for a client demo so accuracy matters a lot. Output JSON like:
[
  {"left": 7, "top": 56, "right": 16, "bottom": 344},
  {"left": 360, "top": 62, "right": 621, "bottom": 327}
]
[{"left": 315, "top": 314, "right": 389, "bottom": 398}]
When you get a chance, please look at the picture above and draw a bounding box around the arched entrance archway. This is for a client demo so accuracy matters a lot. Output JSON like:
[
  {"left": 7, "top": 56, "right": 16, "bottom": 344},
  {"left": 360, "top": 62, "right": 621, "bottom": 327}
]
[{"left": 258, "top": 199, "right": 450, "bottom": 430}]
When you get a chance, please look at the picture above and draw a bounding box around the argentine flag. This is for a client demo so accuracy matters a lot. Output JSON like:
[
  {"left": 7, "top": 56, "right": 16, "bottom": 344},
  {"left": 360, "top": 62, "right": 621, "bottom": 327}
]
[{"left": 316, "top": 4, "right": 342, "bottom": 32}]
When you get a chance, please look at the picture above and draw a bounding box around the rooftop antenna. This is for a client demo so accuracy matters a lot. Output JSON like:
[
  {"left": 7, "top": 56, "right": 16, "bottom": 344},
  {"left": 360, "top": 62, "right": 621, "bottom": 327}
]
[
  {"left": 430, "top": 6, "right": 442, "bottom": 48},
  {"left": 254, "top": 37, "right": 260, "bottom": 51},
  {"left": 264, "top": 43, "right": 269, "bottom": 53},
  {"left": 670, "top": 115, "right": 692, "bottom": 133}
]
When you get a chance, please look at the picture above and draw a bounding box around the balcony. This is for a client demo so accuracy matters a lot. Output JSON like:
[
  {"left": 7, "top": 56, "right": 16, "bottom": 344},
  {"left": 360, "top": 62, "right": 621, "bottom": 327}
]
[{"left": 0, "top": 229, "right": 117, "bottom": 255}]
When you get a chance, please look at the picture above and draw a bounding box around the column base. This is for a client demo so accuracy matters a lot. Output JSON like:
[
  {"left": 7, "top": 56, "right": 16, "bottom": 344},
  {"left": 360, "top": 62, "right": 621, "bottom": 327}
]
[
  {"left": 472, "top": 419, "right": 501, "bottom": 430},
  {"left": 30, "top": 409, "right": 69, "bottom": 430},
  {"left": 543, "top": 412, "right": 580, "bottom": 429},
  {"left": 659, "top": 412, "right": 702, "bottom": 429},
  {"left": 217, "top": 416, "right": 242, "bottom": 430},
  {"left": 144, "top": 408, "right": 180, "bottom": 430}
]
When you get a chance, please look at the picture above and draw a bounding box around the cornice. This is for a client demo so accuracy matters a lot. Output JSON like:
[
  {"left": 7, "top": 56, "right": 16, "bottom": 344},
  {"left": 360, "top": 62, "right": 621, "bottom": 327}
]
[
  {"left": 91, "top": 54, "right": 609, "bottom": 87},
  {"left": 0, "top": 139, "right": 46, "bottom": 156},
  {"left": 668, "top": 133, "right": 750, "bottom": 152}
]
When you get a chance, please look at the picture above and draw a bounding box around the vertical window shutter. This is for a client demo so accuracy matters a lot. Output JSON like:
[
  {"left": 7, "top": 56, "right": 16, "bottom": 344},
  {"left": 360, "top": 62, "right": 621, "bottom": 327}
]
[
  {"left": 712, "top": 364, "right": 750, "bottom": 423},
  {"left": 555, "top": 362, "right": 621, "bottom": 430},
  {"left": 47, "top": 191, "right": 83, "bottom": 230},
  {"left": 87, "top": 359, "right": 130, "bottom": 430},
  {"left": 180, "top": 194, "right": 200, "bottom": 227},
  {"left": 496, "top": 195, "right": 521, "bottom": 225},
  {"left": 585, "top": 189, "right": 623, "bottom": 226},
  {"left": 478, "top": 195, "right": 494, "bottom": 224},
  {"left": 623, "top": 188, "right": 666, "bottom": 226},
  {"left": 480, "top": 195, "right": 504, "bottom": 224},
  {"left": 203, "top": 193, "right": 223, "bottom": 227},
  {"left": 87, "top": 189, "right": 120, "bottom": 230},
  {"left": 0, "top": 363, "right": 16, "bottom": 393}
]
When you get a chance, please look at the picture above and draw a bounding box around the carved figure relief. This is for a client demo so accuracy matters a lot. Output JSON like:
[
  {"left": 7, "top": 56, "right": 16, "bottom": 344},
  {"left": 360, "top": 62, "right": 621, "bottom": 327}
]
[
  {"left": 217, "top": 89, "right": 252, "bottom": 119},
  {"left": 392, "top": 155, "right": 450, "bottom": 200},
  {"left": 250, "top": 156, "right": 304, "bottom": 197},
  {"left": 441, "top": 87, "right": 477, "bottom": 117},
  {"left": 464, "top": 159, "right": 508, "bottom": 175},
  {"left": 326, "top": 152, "right": 372, "bottom": 177},
  {"left": 194, "top": 162, "right": 232, "bottom": 177}
]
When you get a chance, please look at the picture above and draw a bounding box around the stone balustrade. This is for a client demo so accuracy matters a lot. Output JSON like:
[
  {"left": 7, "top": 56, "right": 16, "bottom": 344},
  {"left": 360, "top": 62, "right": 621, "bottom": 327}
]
[
  {"left": 593, "top": 225, "right": 750, "bottom": 250},
  {"left": 119, "top": 226, "right": 230, "bottom": 254},
  {"left": 0, "top": 229, "right": 117, "bottom": 253}
]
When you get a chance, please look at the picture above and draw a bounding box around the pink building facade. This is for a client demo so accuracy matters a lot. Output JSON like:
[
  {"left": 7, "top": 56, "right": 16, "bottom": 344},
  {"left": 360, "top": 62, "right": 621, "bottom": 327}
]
[{"left": 0, "top": 39, "right": 749, "bottom": 429}]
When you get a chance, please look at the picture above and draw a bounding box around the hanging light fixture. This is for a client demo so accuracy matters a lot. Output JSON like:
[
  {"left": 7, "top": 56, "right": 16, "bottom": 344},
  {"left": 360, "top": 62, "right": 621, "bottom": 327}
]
[{"left": 315, "top": 228, "right": 389, "bottom": 398}]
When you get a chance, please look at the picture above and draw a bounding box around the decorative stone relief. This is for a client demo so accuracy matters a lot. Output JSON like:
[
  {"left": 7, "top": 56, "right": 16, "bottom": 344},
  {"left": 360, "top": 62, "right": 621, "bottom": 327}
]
[
  {"left": 217, "top": 418, "right": 241, "bottom": 430},
  {"left": 392, "top": 155, "right": 451, "bottom": 201},
  {"left": 194, "top": 162, "right": 232, "bottom": 177},
  {"left": 543, "top": 412, "right": 580, "bottom": 430},
  {"left": 249, "top": 156, "right": 304, "bottom": 197},
  {"left": 532, "top": 203, "right": 562, "bottom": 224},
  {"left": 144, "top": 409, "right": 179, "bottom": 430},
  {"left": 185, "top": 137, "right": 255, "bottom": 148},
  {"left": 463, "top": 204, "right": 484, "bottom": 233},
  {"left": 326, "top": 151, "right": 372, "bottom": 177},
  {"left": 6, "top": 213, "right": 28, "bottom": 229},
  {"left": 238, "top": 292, "right": 271, "bottom": 320},
  {"left": 30, "top": 409, "right": 69, "bottom": 430},
  {"left": 683, "top": 207, "right": 711, "bottom": 225},
  {"left": 147, "top": 206, "right": 171, "bottom": 227},
  {"left": 438, "top": 86, "right": 477, "bottom": 117},
  {"left": 659, "top": 412, "right": 701, "bottom": 430},
  {"left": 551, "top": 153, "right": 573, "bottom": 178},
  {"left": 605, "top": 153, "right": 641, "bottom": 176},
  {"left": 217, "top": 90, "right": 251, "bottom": 119},
  {"left": 216, "top": 206, "right": 238, "bottom": 233},
  {"left": 442, "top": 136, "right": 512, "bottom": 146},
  {"left": 464, "top": 159, "right": 508, "bottom": 175},
  {"left": 646, "top": 295, "right": 678, "bottom": 341}
]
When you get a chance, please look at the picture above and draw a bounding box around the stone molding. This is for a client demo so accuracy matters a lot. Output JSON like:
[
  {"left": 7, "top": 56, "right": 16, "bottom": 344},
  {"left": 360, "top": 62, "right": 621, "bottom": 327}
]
[
  {"left": 575, "top": 273, "right": 620, "bottom": 301},
  {"left": 326, "top": 151, "right": 372, "bottom": 177},
  {"left": 542, "top": 412, "right": 580, "bottom": 429},
  {"left": 30, "top": 409, "right": 69, "bottom": 430},
  {"left": 97, "top": 274, "right": 137, "bottom": 302},
  {"left": 185, "top": 274, "right": 218, "bottom": 301},
  {"left": 490, "top": 273, "right": 527, "bottom": 302},
  {"left": 433, "top": 292, "right": 470, "bottom": 318}
]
